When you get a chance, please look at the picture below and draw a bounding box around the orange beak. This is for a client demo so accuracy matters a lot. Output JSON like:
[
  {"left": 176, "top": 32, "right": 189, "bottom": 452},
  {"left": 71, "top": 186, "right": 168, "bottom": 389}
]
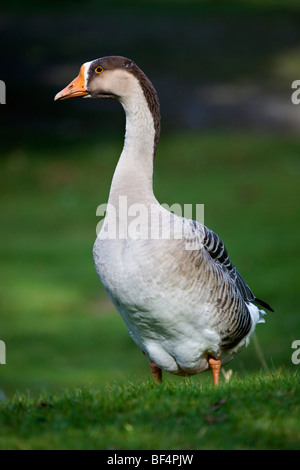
[{"left": 54, "top": 64, "right": 89, "bottom": 101}]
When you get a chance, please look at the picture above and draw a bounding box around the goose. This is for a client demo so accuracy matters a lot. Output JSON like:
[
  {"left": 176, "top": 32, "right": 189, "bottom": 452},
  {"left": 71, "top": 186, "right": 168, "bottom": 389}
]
[{"left": 54, "top": 56, "right": 273, "bottom": 386}]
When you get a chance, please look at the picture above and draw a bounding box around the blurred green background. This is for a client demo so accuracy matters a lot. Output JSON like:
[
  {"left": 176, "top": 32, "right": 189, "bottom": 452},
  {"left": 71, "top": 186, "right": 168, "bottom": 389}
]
[{"left": 1, "top": 0, "right": 300, "bottom": 397}]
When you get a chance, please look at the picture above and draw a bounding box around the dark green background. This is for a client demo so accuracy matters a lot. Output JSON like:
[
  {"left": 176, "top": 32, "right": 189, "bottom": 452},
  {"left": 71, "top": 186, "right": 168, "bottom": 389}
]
[{"left": 1, "top": 1, "right": 300, "bottom": 396}]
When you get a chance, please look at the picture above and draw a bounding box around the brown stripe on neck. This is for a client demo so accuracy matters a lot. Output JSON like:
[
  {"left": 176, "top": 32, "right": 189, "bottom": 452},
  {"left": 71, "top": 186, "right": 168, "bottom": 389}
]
[{"left": 128, "top": 62, "right": 161, "bottom": 157}]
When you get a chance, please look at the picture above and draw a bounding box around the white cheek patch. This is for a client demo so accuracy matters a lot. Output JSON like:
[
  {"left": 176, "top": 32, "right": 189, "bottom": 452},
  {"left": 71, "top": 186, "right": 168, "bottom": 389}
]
[{"left": 83, "top": 60, "right": 93, "bottom": 89}]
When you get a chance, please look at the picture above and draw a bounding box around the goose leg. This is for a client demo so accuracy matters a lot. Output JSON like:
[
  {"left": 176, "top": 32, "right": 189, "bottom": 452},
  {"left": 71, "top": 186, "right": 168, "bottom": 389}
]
[
  {"left": 208, "top": 356, "right": 221, "bottom": 386},
  {"left": 150, "top": 361, "right": 162, "bottom": 383}
]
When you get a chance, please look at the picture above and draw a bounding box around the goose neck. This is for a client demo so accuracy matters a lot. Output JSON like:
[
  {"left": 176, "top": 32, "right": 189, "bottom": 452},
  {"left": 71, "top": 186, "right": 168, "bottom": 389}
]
[{"left": 108, "top": 82, "right": 160, "bottom": 205}]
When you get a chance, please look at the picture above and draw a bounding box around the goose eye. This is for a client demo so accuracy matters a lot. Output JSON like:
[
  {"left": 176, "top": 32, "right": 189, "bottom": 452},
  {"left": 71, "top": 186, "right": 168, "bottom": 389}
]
[{"left": 95, "top": 66, "right": 103, "bottom": 74}]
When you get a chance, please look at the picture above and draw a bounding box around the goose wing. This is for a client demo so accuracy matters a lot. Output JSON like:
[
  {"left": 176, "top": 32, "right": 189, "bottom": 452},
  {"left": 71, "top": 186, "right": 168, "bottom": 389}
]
[{"left": 201, "top": 224, "right": 274, "bottom": 312}]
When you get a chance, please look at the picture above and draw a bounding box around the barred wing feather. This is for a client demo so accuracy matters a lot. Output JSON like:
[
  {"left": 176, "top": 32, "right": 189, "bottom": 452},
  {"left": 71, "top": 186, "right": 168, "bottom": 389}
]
[{"left": 202, "top": 225, "right": 274, "bottom": 312}]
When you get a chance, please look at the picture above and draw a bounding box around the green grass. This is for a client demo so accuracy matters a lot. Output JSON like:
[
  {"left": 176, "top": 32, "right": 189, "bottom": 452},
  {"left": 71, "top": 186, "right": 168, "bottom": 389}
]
[{"left": 0, "top": 371, "right": 299, "bottom": 449}]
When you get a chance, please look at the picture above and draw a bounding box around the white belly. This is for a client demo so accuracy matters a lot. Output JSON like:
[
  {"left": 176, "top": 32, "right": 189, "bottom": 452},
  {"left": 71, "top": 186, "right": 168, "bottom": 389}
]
[{"left": 93, "top": 235, "right": 222, "bottom": 376}]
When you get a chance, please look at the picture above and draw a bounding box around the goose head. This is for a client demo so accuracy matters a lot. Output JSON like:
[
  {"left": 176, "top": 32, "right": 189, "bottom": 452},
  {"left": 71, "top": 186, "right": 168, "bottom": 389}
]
[
  {"left": 54, "top": 56, "right": 160, "bottom": 106},
  {"left": 54, "top": 56, "right": 139, "bottom": 102}
]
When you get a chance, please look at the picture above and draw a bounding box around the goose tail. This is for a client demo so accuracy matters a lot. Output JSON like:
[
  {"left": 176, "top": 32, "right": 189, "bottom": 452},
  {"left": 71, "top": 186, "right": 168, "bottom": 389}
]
[{"left": 254, "top": 297, "right": 274, "bottom": 312}]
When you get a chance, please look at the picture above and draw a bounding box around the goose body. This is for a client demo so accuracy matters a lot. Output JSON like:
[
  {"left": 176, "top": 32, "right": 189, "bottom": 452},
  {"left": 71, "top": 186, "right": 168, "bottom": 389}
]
[{"left": 55, "top": 56, "right": 273, "bottom": 384}]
